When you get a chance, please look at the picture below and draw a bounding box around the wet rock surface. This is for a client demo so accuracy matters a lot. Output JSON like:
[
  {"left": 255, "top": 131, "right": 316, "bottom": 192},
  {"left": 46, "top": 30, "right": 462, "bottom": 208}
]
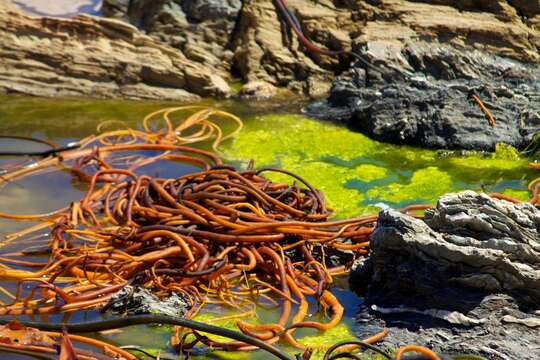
[
  {"left": 106, "top": 285, "right": 191, "bottom": 317},
  {"left": 351, "top": 191, "right": 540, "bottom": 359},
  {"left": 305, "top": 43, "right": 540, "bottom": 151},
  {"left": 354, "top": 294, "right": 540, "bottom": 360},
  {"left": 0, "top": 1, "right": 230, "bottom": 100}
]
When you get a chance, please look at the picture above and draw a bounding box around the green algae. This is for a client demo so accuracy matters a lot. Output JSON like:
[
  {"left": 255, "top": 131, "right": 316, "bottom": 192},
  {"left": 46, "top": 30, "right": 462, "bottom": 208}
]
[
  {"left": 223, "top": 113, "right": 536, "bottom": 217},
  {"left": 189, "top": 310, "right": 365, "bottom": 360},
  {"left": 366, "top": 166, "right": 453, "bottom": 205},
  {"left": 500, "top": 188, "right": 531, "bottom": 201},
  {"left": 295, "top": 323, "right": 356, "bottom": 355}
]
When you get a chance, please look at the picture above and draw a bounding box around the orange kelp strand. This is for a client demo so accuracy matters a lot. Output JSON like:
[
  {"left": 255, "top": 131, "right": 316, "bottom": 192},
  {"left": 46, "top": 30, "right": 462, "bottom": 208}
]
[{"left": 395, "top": 345, "right": 441, "bottom": 360}]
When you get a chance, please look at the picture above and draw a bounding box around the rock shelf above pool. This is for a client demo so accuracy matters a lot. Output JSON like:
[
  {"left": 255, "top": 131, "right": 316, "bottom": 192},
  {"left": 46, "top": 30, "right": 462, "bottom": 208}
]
[{"left": 0, "top": 1, "right": 230, "bottom": 100}]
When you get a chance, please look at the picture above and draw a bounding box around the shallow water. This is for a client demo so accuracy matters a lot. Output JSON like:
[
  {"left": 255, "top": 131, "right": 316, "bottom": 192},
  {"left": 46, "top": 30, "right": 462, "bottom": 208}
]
[{"left": 0, "top": 95, "right": 536, "bottom": 359}]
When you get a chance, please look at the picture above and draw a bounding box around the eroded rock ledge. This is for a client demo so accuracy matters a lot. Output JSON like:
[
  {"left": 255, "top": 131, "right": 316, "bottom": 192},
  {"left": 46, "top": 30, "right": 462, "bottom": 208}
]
[
  {"left": 0, "top": 1, "right": 230, "bottom": 100},
  {"left": 351, "top": 191, "right": 540, "bottom": 359},
  {"left": 106, "top": 0, "right": 540, "bottom": 101}
]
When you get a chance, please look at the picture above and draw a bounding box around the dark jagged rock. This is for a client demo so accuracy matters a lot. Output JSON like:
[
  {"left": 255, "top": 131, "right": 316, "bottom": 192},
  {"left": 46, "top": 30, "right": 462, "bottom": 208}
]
[
  {"left": 352, "top": 191, "right": 540, "bottom": 309},
  {"left": 305, "top": 44, "right": 540, "bottom": 151},
  {"left": 350, "top": 191, "right": 540, "bottom": 359}
]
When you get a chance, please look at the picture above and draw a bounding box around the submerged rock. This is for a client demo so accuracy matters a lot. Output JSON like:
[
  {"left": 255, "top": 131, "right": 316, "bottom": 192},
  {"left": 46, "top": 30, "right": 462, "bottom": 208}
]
[
  {"left": 106, "top": 285, "right": 191, "bottom": 317},
  {"left": 0, "top": 1, "right": 230, "bottom": 100},
  {"left": 351, "top": 191, "right": 540, "bottom": 359}
]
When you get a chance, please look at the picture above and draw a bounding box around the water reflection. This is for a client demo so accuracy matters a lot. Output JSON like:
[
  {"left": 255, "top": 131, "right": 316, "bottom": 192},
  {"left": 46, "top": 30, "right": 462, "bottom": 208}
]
[{"left": 12, "top": 0, "right": 102, "bottom": 17}]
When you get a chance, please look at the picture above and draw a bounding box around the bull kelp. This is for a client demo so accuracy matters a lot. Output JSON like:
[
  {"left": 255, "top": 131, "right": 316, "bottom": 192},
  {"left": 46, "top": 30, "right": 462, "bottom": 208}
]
[
  {"left": 0, "top": 97, "right": 538, "bottom": 360},
  {"left": 0, "top": 105, "right": 434, "bottom": 360}
]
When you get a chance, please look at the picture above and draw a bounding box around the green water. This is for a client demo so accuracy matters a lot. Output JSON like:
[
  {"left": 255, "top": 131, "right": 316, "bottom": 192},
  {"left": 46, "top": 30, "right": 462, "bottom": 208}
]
[
  {"left": 0, "top": 95, "right": 536, "bottom": 359},
  {"left": 1, "top": 95, "right": 534, "bottom": 219}
]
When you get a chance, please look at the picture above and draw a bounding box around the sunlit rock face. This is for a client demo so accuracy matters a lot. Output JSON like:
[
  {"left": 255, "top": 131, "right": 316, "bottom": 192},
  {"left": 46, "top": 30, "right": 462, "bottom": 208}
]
[
  {"left": 12, "top": 0, "right": 102, "bottom": 17},
  {"left": 0, "top": 1, "right": 231, "bottom": 100}
]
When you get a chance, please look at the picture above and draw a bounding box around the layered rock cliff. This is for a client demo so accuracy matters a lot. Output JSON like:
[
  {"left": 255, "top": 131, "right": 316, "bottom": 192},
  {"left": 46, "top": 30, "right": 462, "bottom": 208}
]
[
  {"left": 0, "top": 1, "right": 230, "bottom": 100},
  {"left": 2, "top": 0, "right": 539, "bottom": 102},
  {"left": 103, "top": 0, "right": 539, "bottom": 99}
]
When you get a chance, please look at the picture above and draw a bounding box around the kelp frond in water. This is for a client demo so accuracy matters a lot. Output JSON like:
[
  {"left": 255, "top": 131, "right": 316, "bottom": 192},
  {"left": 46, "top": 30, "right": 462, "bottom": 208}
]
[
  {"left": 0, "top": 107, "right": 511, "bottom": 360},
  {"left": 0, "top": 107, "right": 379, "bottom": 351}
]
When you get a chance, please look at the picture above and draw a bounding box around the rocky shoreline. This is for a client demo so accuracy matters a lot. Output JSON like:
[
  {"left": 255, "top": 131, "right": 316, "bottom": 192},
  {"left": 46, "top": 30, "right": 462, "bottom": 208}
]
[
  {"left": 2, "top": 0, "right": 539, "bottom": 151},
  {"left": 0, "top": 1, "right": 230, "bottom": 101},
  {"left": 3, "top": 0, "right": 538, "bottom": 99},
  {"left": 1, "top": 3, "right": 539, "bottom": 357}
]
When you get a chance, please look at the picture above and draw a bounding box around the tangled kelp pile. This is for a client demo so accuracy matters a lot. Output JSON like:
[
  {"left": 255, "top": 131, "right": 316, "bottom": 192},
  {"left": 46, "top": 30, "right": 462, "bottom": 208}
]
[
  {"left": 0, "top": 107, "right": 378, "bottom": 358},
  {"left": 0, "top": 106, "right": 520, "bottom": 360}
]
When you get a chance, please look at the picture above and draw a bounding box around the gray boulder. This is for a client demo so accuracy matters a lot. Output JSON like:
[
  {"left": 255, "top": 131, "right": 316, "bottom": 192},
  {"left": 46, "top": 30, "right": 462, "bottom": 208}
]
[
  {"left": 352, "top": 191, "right": 540, "bottom": 309},
  {"left": 351, "top": 191, "right": 540, "bottom": 359}
]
